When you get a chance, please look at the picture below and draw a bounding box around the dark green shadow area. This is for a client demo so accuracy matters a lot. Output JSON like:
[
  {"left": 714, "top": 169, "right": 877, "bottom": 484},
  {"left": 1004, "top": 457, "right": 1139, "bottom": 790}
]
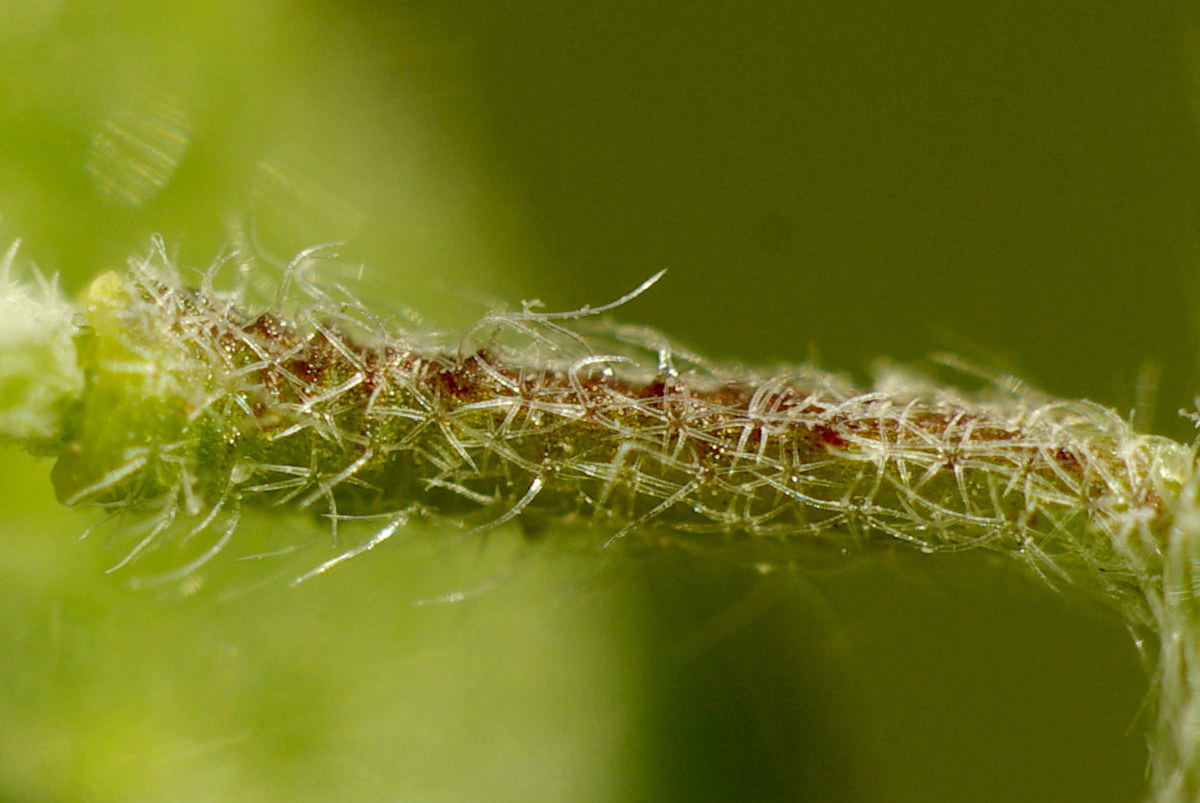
[{"left": 619, "top": 542, "right": 1146, "bottom": 802}]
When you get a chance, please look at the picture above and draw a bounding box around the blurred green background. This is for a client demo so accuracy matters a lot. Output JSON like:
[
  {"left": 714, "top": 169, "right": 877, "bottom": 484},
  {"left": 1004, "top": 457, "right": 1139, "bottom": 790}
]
[{"left": 0, "top": 1, "right": 1195, "bottom": 800}]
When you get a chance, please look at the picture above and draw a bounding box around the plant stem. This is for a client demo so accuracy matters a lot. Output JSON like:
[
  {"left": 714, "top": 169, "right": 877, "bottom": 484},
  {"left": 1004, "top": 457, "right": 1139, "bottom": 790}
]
[{"left": 3, "top": 240, "right": 1199, "bottom": 801}]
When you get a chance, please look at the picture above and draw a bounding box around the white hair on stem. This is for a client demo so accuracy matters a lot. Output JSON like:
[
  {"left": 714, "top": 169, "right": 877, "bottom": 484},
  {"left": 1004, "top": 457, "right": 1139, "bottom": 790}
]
[
  {"left": 1, "top": 238, "right": 1199, "bottom": 801},
  {"left": 0, "top": 241, "right": 84, "bottom": 445}
]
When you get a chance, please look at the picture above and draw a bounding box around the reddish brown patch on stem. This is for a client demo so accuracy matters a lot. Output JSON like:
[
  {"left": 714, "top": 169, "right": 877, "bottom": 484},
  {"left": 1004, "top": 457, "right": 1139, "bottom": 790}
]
[{"left": 813, "top": 423, "right": 847, "bottom": 448}]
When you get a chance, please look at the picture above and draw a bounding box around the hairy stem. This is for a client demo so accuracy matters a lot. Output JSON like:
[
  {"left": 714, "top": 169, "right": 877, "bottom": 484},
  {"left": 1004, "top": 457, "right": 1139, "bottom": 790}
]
[{"left": 2, "top": 240, "right": 1199, "bottom": 801}]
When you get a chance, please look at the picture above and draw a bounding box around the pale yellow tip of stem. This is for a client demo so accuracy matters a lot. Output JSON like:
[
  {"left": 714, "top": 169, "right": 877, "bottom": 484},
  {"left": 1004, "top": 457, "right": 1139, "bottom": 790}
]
[{"left": 0, "top": 245, "right": 83, "bottom": 446}]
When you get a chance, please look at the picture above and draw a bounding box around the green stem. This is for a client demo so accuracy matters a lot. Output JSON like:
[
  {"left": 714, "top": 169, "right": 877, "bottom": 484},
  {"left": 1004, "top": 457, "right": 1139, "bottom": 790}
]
[{"left": 3, "top": 241, "right": 1199, "bottom": 801}]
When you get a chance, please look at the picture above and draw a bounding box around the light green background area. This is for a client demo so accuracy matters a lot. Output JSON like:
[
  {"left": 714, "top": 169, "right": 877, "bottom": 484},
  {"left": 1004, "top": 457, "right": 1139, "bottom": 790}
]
[{"left": 0, "top": 1, "right": 1193, "bottom": 800}]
